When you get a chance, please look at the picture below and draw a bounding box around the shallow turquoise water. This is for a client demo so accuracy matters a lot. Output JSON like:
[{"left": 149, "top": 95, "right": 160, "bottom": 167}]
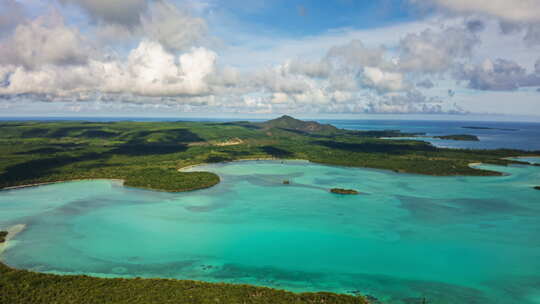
[{"left": 1, "top": 160, "right": 540, "bottom": 304}]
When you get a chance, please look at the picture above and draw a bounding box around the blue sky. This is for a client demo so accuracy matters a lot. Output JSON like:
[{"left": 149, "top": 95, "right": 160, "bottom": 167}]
[
  {"left": 0, "top": 0, "right": 539, "bottom": 119},
  {"left": 207, "top": 0, "right": 416, "bottom": 36}
]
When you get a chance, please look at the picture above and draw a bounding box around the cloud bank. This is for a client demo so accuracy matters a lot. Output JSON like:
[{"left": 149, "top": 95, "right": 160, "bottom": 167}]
[{"left": 0, "top": 0, "right": 538, "bottom": 115}]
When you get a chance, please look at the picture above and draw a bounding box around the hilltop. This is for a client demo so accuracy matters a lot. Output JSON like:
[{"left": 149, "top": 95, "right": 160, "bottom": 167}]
[{"left": 259, "top": 115, "right": 338, "bottom": 134}]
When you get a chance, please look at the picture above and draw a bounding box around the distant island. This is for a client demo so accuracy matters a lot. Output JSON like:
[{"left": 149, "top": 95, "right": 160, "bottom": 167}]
[
  {"left": 535, "top": 186, "right": 540, "bottom": 191},
  {"left": 463, "top": 126, "right": 518, "bottom": 131},
  {"left": 0, "top": 231, "right": 7, "bottom": 243},
  {"left": 330, "top": 188, "right": 359, "bottom": 195},
  {"left": 434, "top": 134, "right": 480, "bottom": 141}
]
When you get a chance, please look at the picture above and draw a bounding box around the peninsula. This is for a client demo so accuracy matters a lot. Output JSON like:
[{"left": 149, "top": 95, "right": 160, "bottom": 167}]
[{"left": 0, "top": 116, "right": 537, "bottom": 193}]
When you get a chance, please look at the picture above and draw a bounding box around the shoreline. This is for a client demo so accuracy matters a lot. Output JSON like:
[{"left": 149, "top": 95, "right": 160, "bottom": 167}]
[
  {"left": 504, "top": 155, "right": 540, "bottom": 163},
  {"left": 0, "top": 224, "right": 26, "bottom": 255},
  {"left": 178, "top": 157, "right": 308, "bottom": 171},
  {"left": 2, "top": 156, "right": 533, "bottom": 193},
  {"left": 0, "top": 179, "right": 125, "bottom": 192}
]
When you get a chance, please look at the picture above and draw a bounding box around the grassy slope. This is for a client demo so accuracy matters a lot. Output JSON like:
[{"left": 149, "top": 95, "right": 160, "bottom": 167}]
[{"left": 0, "top": 263, "right": 366, "bottom": 304}]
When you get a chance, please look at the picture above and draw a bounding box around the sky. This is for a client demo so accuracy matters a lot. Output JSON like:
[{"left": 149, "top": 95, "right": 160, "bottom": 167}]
[{"left": 0, "top": 0, "right": 539, "bottom": 119}]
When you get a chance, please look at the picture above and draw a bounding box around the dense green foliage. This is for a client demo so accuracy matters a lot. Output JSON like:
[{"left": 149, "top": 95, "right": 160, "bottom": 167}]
[
  {"left": 0, "top": 231, "right": 6, "bottom": 243},
  {"left": 0, "top": 263, "right": 366, "bottom": 304},
  {"left": 434, "top": 134, "right": 479, "bottom": 141},
  {"left": 330, "top": 188, "right": 359, "bottom": 195},
  {"left": 0, "top": 116, "right": 538, "bottom": 193},
  {"left": 123, "top": 168, "right": 219, "bottom": 192},
  {"left": 259, "top": 115, "right": 338, "bottom": 134}
]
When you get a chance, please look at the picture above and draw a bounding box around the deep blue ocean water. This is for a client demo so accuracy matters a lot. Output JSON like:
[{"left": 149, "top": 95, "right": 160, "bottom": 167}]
[
  {"left": 2, "top": 116, "right": 539, "bottom": 151},
  {"left": 322, "top": 119, "right": 540, "bottom": 151}
]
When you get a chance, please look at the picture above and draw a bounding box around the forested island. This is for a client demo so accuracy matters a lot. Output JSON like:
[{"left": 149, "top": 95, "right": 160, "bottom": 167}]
[
  {"left": 434, "top": 134, "right": 480, "bottom": 141},
  {"left": 0, "top": 115, "right": 537, "bottom": 193},
  {"left": 331, "top": 188, "right": 360, "bottom": 195},
  {"left": 462, "top": 126, "right": 518, "bottom": 131}
]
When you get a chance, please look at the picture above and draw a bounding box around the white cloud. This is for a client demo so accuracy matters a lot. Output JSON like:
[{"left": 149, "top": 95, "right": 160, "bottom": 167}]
[
  {"left": 141, "top": 1, "right": 207, "bottom": 52},
  {"left": 1, "top": 0, "right": 539, "bottom": 116},
  {"left": 457, "top": 58, "right": 540, "bottom": 91},
  {"left": 414, "top": 0, "right": 540, "bottom": 23},
  {"left": 398, "top": 26, "right": 478, "bottom": 73},
  {"left": 363, "top": 67, "right": 406, "bottom": 92},
  {"left": 59, "top": 0, "right": 149, "bottom": 27},
  {"left": 0, "top": 12, "right": 94, "bottom": 70},
  {"left": 0, "top": 36, "right": 218, "bottom": 97},
  {"left": 326, "top": 40, "right": 386, "bottom": 70},
  {"left": 286, "top": 59, "right": 331, "bottom": 78}
]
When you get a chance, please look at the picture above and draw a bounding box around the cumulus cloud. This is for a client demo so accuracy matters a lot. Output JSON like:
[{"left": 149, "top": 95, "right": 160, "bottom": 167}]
[
  {"left": 414, "top": 0, "right": 540, "bottom": 23},
  {"left": 416, "top": 79, "right": 435, "bottom": 89},
  {"left": 457, "top": 58, "right": 540, "bottom": 91},
  {"left": 2, "top": 0, "right": 536, "bottom": 115},
  {"left": 398, "top": 26, "right": 479, "bottom": 73},
  {"left": 0, "top": 25, "right": 219, "bottom": 97},
  {"left": 363, "top": 67, "right": 406, "bottom": 92},
  {"left": 465, "top": 19, "right": 485, "bottom": 33},
  {"left": 0, "top": 13, "right": 95, "bottom": 70},
  {"left": 124, "top": 41, "right": 216, "bottom": 96},
  {"left": 326, "top": 40, "right": 386, "bottom": 70},
  {"left": 523, "top": 24, "right": 540, "bottom": 47},
  {"left": 140, "top": 1, "right": 207, "bottom": 52},
  {"left": 59, "top": 0, "right": 149, "bottom": 28},
  {"left": 414, "top": 0, "right": 540, "bottom": 49},
  {"left": 364, "top": 89, "right": 465, "bottom": 114},
  {"left": 286, "top": 59, "right": 331, "bottom": 78}
]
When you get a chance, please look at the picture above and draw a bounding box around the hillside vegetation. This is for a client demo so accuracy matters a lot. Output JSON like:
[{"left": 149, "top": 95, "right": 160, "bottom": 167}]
[{"left": 0, "top": 116, "right": 537, "bottom": 192}]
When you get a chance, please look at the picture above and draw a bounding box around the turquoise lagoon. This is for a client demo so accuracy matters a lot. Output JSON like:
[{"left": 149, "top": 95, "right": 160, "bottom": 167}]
[{"left": 1, "top": 160, "right": 540, "bottom": 304}]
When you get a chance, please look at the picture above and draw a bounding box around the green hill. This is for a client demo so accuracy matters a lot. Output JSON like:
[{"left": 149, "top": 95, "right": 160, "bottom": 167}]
[{"left": 259, "top": 115, "right": 338, "bottom": 134}]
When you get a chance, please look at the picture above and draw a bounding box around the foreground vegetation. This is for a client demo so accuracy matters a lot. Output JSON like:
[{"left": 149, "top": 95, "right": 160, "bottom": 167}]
[
  {"left": 0, "top": 115, "right": 537, "bottom": 192},
  {"left": 0, "top": 263, "right": 366, "bottom": 304}
]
